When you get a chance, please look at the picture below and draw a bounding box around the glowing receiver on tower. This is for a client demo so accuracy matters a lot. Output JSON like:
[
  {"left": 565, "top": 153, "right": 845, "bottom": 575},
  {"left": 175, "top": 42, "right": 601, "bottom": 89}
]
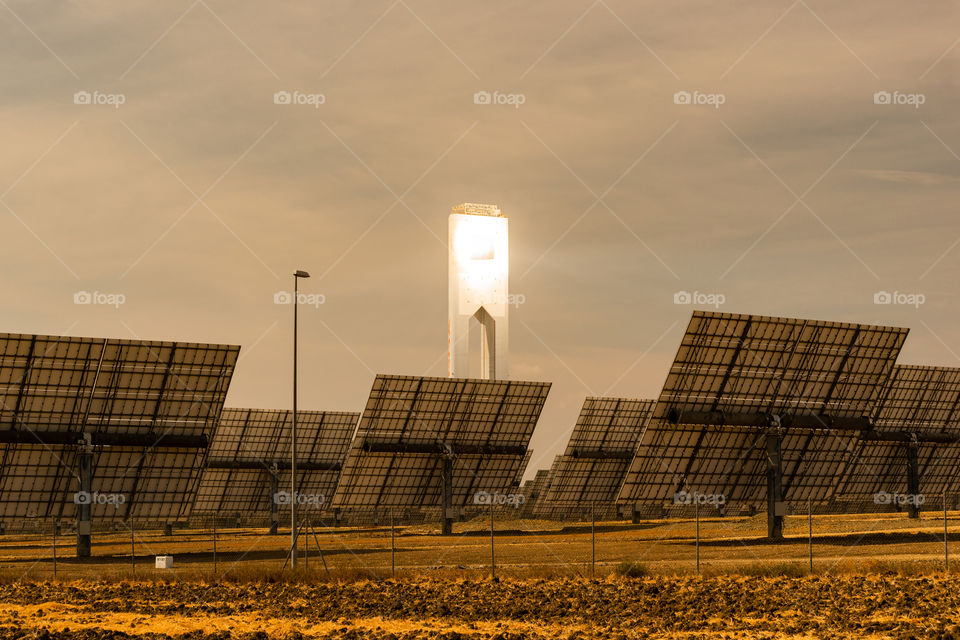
[{"left": 448, "top": 203, "right": 509, "bottom": 380}]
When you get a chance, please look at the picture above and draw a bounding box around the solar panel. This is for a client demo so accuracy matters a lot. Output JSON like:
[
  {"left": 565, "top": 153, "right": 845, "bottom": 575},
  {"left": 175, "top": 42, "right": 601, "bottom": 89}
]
[
  {"left": 0, "top": 333, "right": 239, "bottom": 527},
  {"left": 193, "top": 408, "right": 358, "bottom": 518},
  {"left": 539, "top": 398, "right": 654, "bottom": 509},
  {"left": 619, "top": 312, "right": 909, "bottom": 514},
  {"left": 873, "top": 366, "right": 960, "bottom": 433},
  {"left": 515, "top": 449, "right": 532, "bottom": 485},
  {"left": 331, "top": 375, "right": 549, "bottom": 517}
]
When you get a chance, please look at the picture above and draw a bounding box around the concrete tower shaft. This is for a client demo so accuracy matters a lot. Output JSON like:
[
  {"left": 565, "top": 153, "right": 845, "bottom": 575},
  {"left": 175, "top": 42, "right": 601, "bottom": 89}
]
[{"left": 448, "top": 203, "right": 509, "bottom": 380}]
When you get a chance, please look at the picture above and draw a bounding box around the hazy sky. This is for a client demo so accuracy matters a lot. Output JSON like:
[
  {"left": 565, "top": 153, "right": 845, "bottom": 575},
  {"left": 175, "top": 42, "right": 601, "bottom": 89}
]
[{"left": 3, "top": 1, "right": 960, "bottom": 479}]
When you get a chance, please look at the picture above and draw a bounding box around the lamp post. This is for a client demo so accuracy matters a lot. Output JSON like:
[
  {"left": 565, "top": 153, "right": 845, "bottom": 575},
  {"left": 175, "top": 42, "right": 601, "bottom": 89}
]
[{"left": 291, "top": 269, "right": 310, "bottom": 568}]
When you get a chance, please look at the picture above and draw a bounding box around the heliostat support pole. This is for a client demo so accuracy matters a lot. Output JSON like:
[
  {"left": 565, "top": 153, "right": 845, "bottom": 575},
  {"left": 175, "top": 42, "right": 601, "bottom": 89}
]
[
  {"left": 269, "top": 469, "right": 279, "bottom": 535},
  {"left": 907, "top": 442, "right": 921, "bottom": 519},
  {"left": 76, "top": 446, "right": 93, "bottom": 558},
  {"left": 441, "top": 457, "right": 454, "bottom": 535},
  {"left": 766, "top": 430, "right": 785, "bottom": 540}
]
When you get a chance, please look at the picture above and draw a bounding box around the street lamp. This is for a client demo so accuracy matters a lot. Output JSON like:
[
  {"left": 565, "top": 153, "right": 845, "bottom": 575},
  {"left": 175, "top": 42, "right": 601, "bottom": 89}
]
[{"left": 291, "top": 269, "right": 310, "bottom": 568}]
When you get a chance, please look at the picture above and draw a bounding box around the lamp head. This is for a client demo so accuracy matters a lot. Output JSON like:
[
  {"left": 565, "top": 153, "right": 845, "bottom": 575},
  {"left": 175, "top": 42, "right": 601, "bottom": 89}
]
[{"left": 294, "top": 270, "right": 311, "bottom": 278}]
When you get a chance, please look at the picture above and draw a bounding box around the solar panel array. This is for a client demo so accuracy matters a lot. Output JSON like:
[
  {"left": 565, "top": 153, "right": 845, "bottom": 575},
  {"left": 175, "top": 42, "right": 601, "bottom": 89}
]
[
  {"left": 522, "top": 468, "right": 550, "bottom": 502},
  {"left": 836, "top": 365, "right": 960, "bottom": 502},
  {"left": 194, "top": 408, "right": 358, "bottom": 516},
  {"left": 0, "top": 333, "right": 239, "bottom": 523},
  {"left": 540, "top": 398, "right": 654, "bottom": 508},
  {"left": 331, "top": 375, "right": 550, "bottom": 510},
  {"left": 9, "top": 308, "right": 960, "bottom": 530},
  {"left": 619, "top": 311, "right": 910, "bottom": 507}
]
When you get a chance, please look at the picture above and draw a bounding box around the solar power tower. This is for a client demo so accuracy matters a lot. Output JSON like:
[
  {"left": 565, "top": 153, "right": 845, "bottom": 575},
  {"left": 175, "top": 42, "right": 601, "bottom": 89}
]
[
  {"left": 331, "top": 375, "right": 550, "bottom": 533},
  {"left": 619, "top": 311, "right": 908, "bottom": 539},
  {"left": 0, "top": 332, "right": 239, "bottom": 556},
  {"left": 835, "top": 365, "right": 960, "bottom": 517},
  {"left": 194, "top": 408, "right": 359, "bottom": 531},
  {"left": 539, "top": 398, "right": 654, "bottom": 519}
]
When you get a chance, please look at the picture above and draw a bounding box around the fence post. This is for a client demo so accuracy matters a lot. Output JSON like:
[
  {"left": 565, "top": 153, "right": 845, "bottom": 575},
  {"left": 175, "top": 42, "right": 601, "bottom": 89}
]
[
  {"left": 945, "top": 490, "right": 949, "bottom": 571},
  {"left": 130, "top": 520, "right": 135, "bottom": 576},
  {"left": 213, "top": 518, "right": 217, "bottom": 578},
  {"left": 490, "top": 505, "right": 495, "bottom": 580},
  {"left": 591, "top": 507, "right": 596, "bottom": 578},
  {"left": 391, "top": 517, "right": 396, "bottom": 579},
  {"left": 695, "top": 500, "right": 700, "bottom": 575},
  {"left": 52, "top": 518, "right": 57, "bottom": 578},
  {"left": 808, "top": 499, "right": 813, "bottom": 573},
  {"left": 309, "top": 525, "right": 330, "bottom": 577}
]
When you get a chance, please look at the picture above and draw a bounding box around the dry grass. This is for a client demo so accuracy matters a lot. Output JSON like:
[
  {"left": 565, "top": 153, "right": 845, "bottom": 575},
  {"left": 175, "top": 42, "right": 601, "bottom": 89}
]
[{"left": 0, "top": 510, "right": 956, "bottom": 583}]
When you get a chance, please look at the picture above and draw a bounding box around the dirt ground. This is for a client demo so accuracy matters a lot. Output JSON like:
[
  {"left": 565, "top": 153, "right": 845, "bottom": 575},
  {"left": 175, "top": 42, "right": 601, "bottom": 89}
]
[
  {"left": 1, "top": 575, "right": 960, "bottom": 639},
  {"left": 0, "top": 512, "right": 958, "bottom": 639}
]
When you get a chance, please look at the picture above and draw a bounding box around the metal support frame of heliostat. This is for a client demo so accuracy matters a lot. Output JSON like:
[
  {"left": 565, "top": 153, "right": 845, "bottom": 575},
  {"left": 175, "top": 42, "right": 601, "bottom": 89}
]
[
  {"left": 441, "top": 456, "right": 454, "bottom": 535},
  {"left": 765, "top": 428, "right": 785, "bottom": 539},
  {"left": 76, "top": 442, "right": 94, "bottom": 558}
]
